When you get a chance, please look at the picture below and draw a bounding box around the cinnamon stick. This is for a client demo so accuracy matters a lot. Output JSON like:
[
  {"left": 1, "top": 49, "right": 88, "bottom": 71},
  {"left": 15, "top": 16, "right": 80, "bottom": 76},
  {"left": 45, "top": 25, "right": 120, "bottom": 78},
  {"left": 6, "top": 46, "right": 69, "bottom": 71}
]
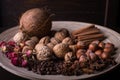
[{"left": 72, "top": 24, "right": 95, "bottom": 35}]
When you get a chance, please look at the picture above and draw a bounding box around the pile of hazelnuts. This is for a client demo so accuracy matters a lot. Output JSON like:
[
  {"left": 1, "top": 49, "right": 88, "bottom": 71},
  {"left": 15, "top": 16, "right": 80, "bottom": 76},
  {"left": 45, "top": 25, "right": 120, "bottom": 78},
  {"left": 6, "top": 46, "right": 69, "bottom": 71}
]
[{"left": 75, "top": 40, "right": 115, "bottom": 63}]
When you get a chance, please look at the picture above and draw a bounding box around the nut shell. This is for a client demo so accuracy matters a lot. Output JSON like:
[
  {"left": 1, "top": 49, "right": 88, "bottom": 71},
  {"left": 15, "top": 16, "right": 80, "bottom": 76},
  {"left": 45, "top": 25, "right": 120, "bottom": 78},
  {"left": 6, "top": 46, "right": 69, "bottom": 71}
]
[
  {"left": 62, "top": 37, "right": 74, "bottom": 45},
  {"left": 53, "top": 43, "right": 70, "bottom": 58},
  {"left": 39, "top": 36, "right": 50, "bottom": 44},
  {"left": 54, "top": 32, "right": 67, "bottom": 41},
  {"left": 35, "top": 43, "right": 45, "bottom": 53},
  {"left": 50, "top": 37, "right": 60, "bottom": 45},
  {"left": 37, "top": 46, "right": 52, "bottom": 61}
]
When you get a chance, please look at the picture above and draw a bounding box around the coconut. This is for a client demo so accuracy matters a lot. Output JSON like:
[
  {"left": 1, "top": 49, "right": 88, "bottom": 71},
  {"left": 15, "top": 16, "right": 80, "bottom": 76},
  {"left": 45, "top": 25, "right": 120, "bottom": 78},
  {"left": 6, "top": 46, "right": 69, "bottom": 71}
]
[{"left": 19, "top": 8, "right": 52, "bottom": 37}]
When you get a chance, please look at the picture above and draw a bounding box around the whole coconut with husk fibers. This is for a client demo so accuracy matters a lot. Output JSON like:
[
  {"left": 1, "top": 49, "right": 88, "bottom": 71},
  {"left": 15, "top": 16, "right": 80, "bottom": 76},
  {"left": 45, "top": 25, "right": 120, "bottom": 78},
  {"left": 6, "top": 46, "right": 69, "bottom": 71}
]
[{"left": 19, "top": 8, "right": 52, "bottom": 38}]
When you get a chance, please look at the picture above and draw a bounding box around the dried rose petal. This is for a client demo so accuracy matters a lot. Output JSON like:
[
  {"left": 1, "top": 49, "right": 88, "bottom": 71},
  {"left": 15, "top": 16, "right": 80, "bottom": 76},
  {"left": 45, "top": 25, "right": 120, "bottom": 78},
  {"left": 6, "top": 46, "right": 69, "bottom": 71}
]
[
  {"left": 22, "top": 59, "right": 28, "bottom": 67},
  {"left": 0, "top": 41, "right": 6, "bottom": 47},
  {"left": 11, "top": 57, "right": 19, "bottom": 66},
  {"left": 7, "top": 41, "right": 16, "bottom": 47}
]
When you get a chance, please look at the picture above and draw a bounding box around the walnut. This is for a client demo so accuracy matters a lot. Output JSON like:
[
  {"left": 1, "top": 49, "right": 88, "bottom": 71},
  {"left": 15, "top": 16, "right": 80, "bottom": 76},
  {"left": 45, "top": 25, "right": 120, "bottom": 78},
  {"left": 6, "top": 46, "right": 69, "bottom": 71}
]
[
  {"left": 50, "top": 37, "right": 60, "bottom": 45},
  {"left": 37, "top": 46, "right": 53, "bottom": 61},
  {"left": 30, "top": 36, "right": 39, "bottom": 43},
  {"left": 25, "top": 40, "right": 36, "bottom": 48},
  {"left": 53, "top": 43, "right": 70, "bottom": 58},
  {"left": 64, "top": 52, "right": 75, "bottom": 63},
  {"left": 47, "top": 42, "right": 55, "bottom": 50},
  {"left": 54, "top": 31, "right": 67, "bottom": 41},
  {"left": 13, "top": 31, "right": 29, "bottom": 43},
  {"left": 59, "top": 28, "right": 69, "bottom": 36},
  {"left": 35, "top": 43, "right": 45, "bottom": 53},
  {"left": 39, "top": 36, "right": 50, "bottom": 45},
  {"left": 62, "top": 37, "right": 74, "bottom": 45}
]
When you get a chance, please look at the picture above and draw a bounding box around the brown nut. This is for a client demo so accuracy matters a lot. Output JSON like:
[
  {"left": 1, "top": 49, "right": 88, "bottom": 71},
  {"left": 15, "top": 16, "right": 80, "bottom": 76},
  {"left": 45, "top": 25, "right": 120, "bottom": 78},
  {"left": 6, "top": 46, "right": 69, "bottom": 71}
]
[
  {"left": 98, "top": 42, "right": 105, "bottom": 49},
  {"left": 88, "top": 43, "right": 98, "bottom": 52},
  {"left": 37, "top": 46, "right": 53, "bottom": 61},
  {"left": 25, "top": 40, "right": 36, "bottom": 48},
  {"left": 101, "top": 52, "right": 109, "bottom": 59},
  {"left": 104, "top": 43, "right": 115, "bottom": 53},
  {"left": 50, "top": 37, "right": 61, "bottom": 45},
  {"left": 79, "top": 55, "right": 87, "bottom": 63},
  {"left": 35, "top": 43, "right": 45, "bottom": 53},
  {"left": 76, "top": 41, "right": 86, "bottom": 49},
  {"left": 47, "top": 42, "right": 55, "bottom": 50},
  {"left": 39, "top": 36, "right": 50, "bottom": 45},
  {"left": 69, "top": 45, "right": 77, "bottom": 53},
  {"left": 95, "top": 49, "right": 103, "bottom": 57},
  {"left": 89, "top": 52, "right": 97, "bottom": 61},
  {"left": 53, "top": 43, "right": 70, "bottom": 58},
  {"left": 76, "top": 49, "right": 86, "bottom": 59},
  {"left": 30, "top": 36, "right": 39, "bottom": 43},
  {"left": 62, "top": 37, "right": 74, "bottom": 45},
  {"left": 64, "top": 52, "right": 74, "bottom": 63},
  {"left": 91, "top": 40, "right": 100, "bottom": 44},
  {"left": 59, "top": 28, "right": 69, "bottom": 36},
  {"left": 54, "top": 31, "right": 67, "bottom": 41}
]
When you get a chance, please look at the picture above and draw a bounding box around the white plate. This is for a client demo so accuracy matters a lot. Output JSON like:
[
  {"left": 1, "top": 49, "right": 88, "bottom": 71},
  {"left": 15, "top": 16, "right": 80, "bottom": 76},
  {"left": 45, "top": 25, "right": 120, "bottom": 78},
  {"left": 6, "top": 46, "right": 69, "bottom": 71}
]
[{"left": 0, "top": 21, "right": 120, "bottom": 80}]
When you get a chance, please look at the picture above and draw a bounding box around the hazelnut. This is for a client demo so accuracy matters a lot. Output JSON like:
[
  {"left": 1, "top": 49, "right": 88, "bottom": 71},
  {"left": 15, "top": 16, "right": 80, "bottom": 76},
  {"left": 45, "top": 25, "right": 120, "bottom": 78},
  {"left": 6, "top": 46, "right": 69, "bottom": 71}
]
[
  {"left": 53, "top": 43, "right": 70, "bottom": 58},
  {"left": 76, "top": 49, "right": 86, "bottom": 59},
  {"left": 91, "top": 40, "right": 100, "bottom": 44},
  {"left": 79, "top": 55, "right": 87, "bottom": 63},
  {"left": 69, "top": 45, "right": 77, "bottom": 53},
  {"left": 98, "top": 42, "right": 105, "bottom": 49},
  {"left": 50, "top": 37, "right": 61, "bottom": 45},
  {"left": 88, "top": 43, "right": 98, "bottom": 52},
  {"left": 64, "top": 52, "right": 74, "bottom": 63},
  {"left": 39, "top": 36, "right": 50, "bottom": 45},
  {"left": 76, "top": 41, "right": 86, "bottom": 49},
  {"left": 89, "top": 52, "right": 97, "bottom": 61},
  {"left": 30, "top": 36, "right": 39, "bottom": 43},
  {"left": 47, "top": 42, "right": 55, "bottom": 50},
  {"left": 95, "top": 49, "right": 103, "bottom": 57},
  {"left": 25, "top": 40, "right": 36, "bottom": 48},
  {"left": 54, "top": 31, "right": 67, "bottom": 41},
  {"left": 101, "top": 52, "right": 109, "bottom": 59},
  {"left": 37, "top": 46, "right": 53, "bottom": 61},
  {"left": 13, "top": 31, "right": 29, "bottom": 43},
  {"left": 35, "top": 43, "right": 45, "bottom": 53},
  {"left": 104, "top": 43, "right": 115, "bottom": 53},
  {"left": 62, "top": 37, "right": 74, "bottom": 45}
]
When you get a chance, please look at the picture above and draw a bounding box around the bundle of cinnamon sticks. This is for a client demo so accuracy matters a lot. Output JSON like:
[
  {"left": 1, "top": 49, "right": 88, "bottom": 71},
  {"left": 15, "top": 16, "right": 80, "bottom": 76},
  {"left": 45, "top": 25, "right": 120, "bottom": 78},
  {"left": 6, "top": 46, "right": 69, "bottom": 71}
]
[{"left": 72, "top": 24, "right": 105, "bottom": 44}]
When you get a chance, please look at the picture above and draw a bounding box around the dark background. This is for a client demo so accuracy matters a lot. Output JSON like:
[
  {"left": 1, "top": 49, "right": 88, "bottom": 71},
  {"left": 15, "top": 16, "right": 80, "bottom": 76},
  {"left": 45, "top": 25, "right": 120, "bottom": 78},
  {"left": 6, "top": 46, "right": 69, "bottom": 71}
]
[{"left": 0, "top": 0, "right": 120, "bottom": 80}]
